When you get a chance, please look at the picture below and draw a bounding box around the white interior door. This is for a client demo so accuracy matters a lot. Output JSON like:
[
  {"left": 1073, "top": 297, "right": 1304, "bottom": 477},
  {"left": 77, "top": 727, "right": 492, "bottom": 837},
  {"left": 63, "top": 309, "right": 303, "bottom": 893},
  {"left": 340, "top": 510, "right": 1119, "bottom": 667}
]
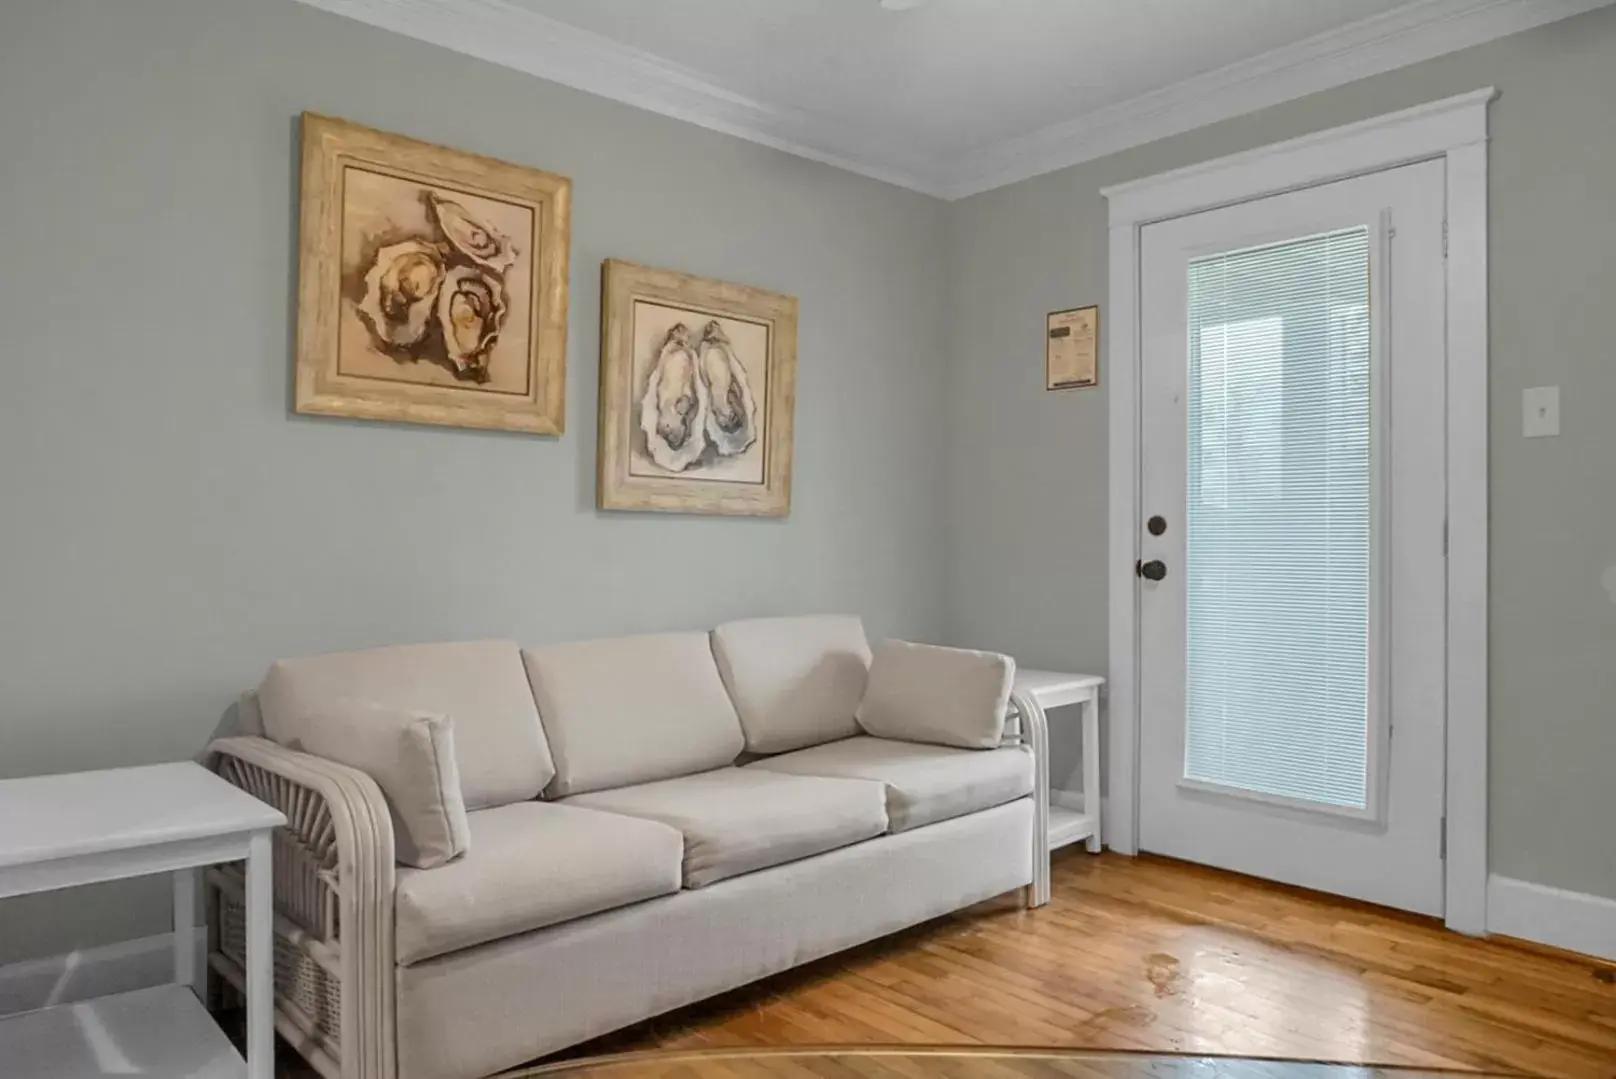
[{"left": 1137, "top": 160, "right": 1448, "bottom": 916}]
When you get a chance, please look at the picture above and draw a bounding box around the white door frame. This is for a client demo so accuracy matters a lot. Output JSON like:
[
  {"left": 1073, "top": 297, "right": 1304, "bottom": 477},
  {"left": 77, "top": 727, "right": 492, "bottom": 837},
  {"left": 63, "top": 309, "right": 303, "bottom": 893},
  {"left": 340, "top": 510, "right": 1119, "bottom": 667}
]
[{"left": 1102, "top": 88, "right": 1494, "bottom": 934}]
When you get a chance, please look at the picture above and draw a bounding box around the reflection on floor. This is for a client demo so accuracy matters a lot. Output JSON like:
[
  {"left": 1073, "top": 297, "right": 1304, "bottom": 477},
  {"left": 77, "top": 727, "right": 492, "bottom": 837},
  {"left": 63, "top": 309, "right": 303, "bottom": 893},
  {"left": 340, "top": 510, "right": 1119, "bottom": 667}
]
[{"left": 281, "top": 851, "right": 1616, "bottom": 1078}]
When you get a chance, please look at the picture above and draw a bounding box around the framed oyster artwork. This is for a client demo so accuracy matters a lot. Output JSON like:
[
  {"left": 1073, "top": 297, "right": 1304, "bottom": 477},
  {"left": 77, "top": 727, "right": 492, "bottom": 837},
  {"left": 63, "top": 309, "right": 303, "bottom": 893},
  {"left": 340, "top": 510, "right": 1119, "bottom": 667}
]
[
  {"left": 598, "top": 260, "right": 797, "bottom": 516},
  {"left": 294, "top": 113, "right": 570, "bottom": 434}
]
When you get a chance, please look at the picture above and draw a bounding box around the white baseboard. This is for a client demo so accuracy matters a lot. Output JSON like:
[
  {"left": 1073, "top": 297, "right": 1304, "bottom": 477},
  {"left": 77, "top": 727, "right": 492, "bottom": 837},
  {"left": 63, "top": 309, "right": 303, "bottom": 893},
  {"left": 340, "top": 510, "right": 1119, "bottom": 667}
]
[
  {"left": 1487, "top": 874, "right": 1616, "bottom": 963},
  {"left": 0, "top": 927, "right": 208, "bottom": 1017}
]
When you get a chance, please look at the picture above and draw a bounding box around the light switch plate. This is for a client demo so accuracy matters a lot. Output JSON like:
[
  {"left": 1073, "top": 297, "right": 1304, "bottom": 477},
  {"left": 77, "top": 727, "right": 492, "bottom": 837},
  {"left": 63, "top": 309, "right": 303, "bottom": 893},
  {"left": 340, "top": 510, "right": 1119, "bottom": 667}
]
[{"left": 1523, "top": 386, "right": 1560, "bottom": 438}]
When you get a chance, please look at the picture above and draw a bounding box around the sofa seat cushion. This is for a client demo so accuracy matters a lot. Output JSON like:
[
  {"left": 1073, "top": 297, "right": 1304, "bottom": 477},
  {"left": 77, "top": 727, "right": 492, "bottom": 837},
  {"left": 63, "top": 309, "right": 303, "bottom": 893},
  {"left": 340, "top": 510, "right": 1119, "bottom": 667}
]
[
  {"left": 563, "top": 767, "right": 887, "bottom": 888},
  {"left": 394, "top": 802, "right": 683, "bottom": 965},
  {"left": 523, "top": 633, "right": 745, "bottom": 798},
  {"left": 259, "top": 641, "right": 553, "bottom": 810},
  {"left": 712, "top": 615, "right": 872, "bottom": 754},
  {"left": 749, "top": 735, "right": 1033, "bottom": 832}
]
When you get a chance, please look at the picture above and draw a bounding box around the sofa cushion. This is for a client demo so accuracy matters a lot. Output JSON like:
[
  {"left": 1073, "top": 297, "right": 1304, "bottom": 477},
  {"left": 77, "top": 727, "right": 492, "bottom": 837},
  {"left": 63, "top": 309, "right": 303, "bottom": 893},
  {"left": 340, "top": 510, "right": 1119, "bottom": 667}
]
[
  {"left": 856, "top": 640, "right": 1015, "bottom": 750},
  {"left": 711, "top": 615, "right": 872, "bottom": 754},
  {"left": 749, "top": 735, "right": 1033, "bottom": 832},
  {"left": 523, "top": 633, "right": 745, "bottom": 798},
  {"left": 394, "top": 802, "right": 684, "bottom": 965},
  {"left": 268, "top": 698, "right": 470, "bottom": 868},
  {"left": 563, "top": 767, "right": 887, "bottom": 888},
  {"left": 259, "top": 641, "right": 553, "bottom": 810}
]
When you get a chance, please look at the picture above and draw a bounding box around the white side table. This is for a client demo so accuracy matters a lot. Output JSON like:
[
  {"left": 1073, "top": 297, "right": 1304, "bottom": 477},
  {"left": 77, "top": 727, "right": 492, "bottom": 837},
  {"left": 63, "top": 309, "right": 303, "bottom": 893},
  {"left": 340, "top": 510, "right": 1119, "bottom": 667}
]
[
  {"left": 0, "top": 762, "right": 286, "bottom": 1079},
  {"left": 1010, "top": 670, "right": 1105, "bottom": 907}
]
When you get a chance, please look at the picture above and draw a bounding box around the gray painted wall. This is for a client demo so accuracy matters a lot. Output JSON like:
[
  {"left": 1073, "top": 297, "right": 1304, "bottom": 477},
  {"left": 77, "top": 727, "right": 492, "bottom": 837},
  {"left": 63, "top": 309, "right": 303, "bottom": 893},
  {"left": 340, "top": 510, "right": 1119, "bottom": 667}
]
[
  {"left": 3, "top": 0, "right": 1614, "bottom": 970},
  {"left": 944, "top": 7, "right": 1616, "bottom": 899},
  {"left": 0, "top": 0, "right": 949, "bottom": 963}
]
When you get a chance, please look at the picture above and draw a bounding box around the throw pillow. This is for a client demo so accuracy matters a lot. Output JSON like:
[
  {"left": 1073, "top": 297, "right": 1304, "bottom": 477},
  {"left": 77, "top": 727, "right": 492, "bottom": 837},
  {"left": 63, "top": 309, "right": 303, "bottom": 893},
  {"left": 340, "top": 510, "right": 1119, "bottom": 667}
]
[
  {"left": 265, "top": 697, "right": 470, "bottom": 868},
  {"left": 856, "top": 639, "right": 1015, "bottom": 750}
]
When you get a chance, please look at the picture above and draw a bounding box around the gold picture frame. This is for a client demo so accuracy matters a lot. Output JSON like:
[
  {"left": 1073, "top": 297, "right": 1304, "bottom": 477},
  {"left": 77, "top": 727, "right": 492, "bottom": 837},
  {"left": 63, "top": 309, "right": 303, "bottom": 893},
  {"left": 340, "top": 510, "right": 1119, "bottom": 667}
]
[
  {"left": 1046, "top": 305, "right": 1100, "bottom": 390},
  {"left": 598, "top": 260, "right": 797, "bottom": 517},
  {"left": 294, "top": 113, "right": 571, "bottom": 434}
]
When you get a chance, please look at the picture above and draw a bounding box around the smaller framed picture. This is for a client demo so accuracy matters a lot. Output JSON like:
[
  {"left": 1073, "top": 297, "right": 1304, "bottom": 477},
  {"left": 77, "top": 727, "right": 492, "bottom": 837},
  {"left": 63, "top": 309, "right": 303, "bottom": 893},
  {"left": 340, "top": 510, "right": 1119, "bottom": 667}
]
[
  {"left": 1046, "top": 305, "right": 1100, "bottom": 390},
  {"left": 598, "top": 260, "right": 797, "bottom": 517}
]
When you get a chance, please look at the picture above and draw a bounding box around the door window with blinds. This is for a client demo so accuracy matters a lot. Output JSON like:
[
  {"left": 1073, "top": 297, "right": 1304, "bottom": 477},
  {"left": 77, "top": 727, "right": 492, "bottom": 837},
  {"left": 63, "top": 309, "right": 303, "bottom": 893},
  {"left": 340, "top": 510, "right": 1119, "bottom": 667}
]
[{"left": 1183, "top": 226, "right": 1382, "bottom": 816}]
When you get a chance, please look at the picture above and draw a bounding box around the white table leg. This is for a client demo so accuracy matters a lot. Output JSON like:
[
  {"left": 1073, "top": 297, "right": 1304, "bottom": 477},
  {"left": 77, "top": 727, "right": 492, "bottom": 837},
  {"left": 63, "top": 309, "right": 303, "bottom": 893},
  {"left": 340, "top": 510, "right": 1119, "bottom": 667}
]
[
  {"left": 245, "top": 830, "right": 274, "bottom": 1079},
  {"left": 172, "top": 867, "right": 197, "bottom": 994},
  {"left": 1082, "top": 693, "right": 1102, "bottom": 853}
]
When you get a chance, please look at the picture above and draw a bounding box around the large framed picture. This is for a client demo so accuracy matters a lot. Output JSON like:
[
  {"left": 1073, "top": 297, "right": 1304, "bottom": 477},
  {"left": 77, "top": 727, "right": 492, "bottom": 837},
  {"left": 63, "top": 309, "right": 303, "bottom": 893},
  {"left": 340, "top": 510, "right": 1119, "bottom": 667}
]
[
  {"left": 294, "top": 113, "right": 571, "bottom": 434},
  {"left": 598, "top": 260, "right": 797, "bottom": 516}
]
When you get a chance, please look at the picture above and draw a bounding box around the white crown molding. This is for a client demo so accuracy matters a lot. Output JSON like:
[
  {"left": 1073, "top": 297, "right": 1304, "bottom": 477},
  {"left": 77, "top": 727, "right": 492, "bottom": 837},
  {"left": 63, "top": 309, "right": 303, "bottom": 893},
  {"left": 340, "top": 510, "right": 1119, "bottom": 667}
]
[
  {"left": 291, "top": 0, "right": 1611, "bottom": 201},
  {"left": 947, "top": 0, "right": 1611, "bottom": 198},
  {"left": 288, "top": 0, "right": 951, "bottom": 197}
]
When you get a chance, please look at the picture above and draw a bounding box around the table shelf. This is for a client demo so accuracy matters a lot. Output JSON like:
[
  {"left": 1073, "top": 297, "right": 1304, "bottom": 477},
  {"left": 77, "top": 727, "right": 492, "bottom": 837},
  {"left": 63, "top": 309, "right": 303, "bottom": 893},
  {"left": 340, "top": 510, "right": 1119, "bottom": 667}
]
[
  {"left": 0, "top": 984, "right": 244, "bottom": 1079},
  {"left": 1049, "top": 804, "right": 1099, "bottom": 850}
]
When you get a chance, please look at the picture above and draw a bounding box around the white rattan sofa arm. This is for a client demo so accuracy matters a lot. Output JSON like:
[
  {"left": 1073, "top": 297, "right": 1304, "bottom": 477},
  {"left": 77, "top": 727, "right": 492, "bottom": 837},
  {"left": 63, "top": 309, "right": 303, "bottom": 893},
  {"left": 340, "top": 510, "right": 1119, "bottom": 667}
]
[
  {"left": 207, "top": 736, "right": 398, "bottom": 1079},
  {"left": 1007, "top": 688, "right": 1052, "bottom": 909}
]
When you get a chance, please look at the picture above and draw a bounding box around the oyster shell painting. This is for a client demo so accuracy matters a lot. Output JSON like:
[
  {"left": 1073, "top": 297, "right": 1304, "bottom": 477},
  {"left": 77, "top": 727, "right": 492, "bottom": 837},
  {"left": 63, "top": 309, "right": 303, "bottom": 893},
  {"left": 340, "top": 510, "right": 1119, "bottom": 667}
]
[
  {"left": 696, "top": 320, "right": 759, "bottom": 458},
  {"left": 628, "top": 301, "right": 769, "bottom": 484},
  {"left": 295, "top": 114, "right": 570, "bottom": 435},
  {"left": 337, "top": 166, "right": 535, "bottom": 395},
  {"left": 599, "top": 261, "right": 795, "bottom": 515},
  {"left": 640, "top": 323, "right": 711, "bottom": 472}
]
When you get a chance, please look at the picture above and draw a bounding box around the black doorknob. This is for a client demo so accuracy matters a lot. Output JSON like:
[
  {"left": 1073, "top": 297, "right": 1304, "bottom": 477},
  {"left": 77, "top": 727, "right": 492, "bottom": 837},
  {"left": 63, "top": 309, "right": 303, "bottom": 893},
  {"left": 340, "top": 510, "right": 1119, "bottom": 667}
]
[{"left": 1136, "top": 559, "right": 1167, "bottom": 581}]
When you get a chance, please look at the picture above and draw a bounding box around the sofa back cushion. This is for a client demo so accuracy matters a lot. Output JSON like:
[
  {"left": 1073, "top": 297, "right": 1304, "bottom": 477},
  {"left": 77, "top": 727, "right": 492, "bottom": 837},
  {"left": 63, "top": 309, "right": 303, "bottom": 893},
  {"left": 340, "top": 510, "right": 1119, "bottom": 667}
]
[
  {"left": 711, "top": 615, "right": 872, "bottom": 754},
  {"left": 523, "top": 633, "right": 745, "bottom": 797},
  {"left": 258, "top": 641, "right": 553, "bottom": 809}
]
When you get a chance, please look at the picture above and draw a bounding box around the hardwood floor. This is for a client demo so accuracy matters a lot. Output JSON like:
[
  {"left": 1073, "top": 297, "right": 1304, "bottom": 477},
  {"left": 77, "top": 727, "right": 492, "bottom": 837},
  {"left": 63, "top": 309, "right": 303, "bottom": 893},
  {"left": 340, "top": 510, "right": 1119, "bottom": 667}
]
[
  {"left": 279, "top": 851, "right": 1616, "bottom": 1078},
  {"left": 580, "top": 852, "right": 1616, "bottom": 1078}
]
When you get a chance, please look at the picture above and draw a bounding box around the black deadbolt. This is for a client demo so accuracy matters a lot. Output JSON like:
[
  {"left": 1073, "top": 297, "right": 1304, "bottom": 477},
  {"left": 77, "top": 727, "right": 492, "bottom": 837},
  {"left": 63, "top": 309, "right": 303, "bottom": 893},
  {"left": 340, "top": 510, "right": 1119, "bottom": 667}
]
[
  {"left": 1136, "top": 559, "right": 1168, "bottom": 581},
  {"left": 1147, "top": 515, "right": 1168, "bottom": 536}
]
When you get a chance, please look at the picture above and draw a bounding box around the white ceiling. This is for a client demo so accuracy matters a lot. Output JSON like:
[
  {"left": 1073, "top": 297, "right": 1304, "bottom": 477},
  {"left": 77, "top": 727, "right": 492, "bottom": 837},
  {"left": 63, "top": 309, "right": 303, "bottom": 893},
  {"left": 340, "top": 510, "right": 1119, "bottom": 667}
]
[{"left": 298, "top": 0, "right": 1611, "bottom": 197}]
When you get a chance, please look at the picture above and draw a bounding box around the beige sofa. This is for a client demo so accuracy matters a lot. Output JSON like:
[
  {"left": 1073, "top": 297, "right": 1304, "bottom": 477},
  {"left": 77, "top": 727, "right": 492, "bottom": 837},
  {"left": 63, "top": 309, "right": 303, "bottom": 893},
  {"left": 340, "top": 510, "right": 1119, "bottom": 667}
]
[{"left": 205, "top": 616, "right": 1050, "bottom": 1079}]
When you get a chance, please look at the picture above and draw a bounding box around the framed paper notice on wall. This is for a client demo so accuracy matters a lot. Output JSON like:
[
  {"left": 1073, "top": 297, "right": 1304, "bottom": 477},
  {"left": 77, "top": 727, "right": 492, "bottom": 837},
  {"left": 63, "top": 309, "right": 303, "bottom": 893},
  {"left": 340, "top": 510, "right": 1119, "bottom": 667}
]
[{"left": 1046, "top": 305, "right": 1099, "bottom": 390}]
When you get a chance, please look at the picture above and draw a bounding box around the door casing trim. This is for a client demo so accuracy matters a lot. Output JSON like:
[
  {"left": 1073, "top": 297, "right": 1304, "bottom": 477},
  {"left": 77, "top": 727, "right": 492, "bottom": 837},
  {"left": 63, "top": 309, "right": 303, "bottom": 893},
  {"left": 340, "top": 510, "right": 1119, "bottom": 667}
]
[{"left": 1102, "top": 88, "right": 1494, "bottom": 934}]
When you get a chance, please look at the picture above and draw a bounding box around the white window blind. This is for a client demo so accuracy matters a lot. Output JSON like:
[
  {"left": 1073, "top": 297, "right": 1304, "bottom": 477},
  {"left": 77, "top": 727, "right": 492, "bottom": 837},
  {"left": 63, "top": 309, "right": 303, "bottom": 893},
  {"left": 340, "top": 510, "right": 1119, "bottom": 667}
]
[{"left": 1184, "top": 227, "right": 1372, "bottom": 811}]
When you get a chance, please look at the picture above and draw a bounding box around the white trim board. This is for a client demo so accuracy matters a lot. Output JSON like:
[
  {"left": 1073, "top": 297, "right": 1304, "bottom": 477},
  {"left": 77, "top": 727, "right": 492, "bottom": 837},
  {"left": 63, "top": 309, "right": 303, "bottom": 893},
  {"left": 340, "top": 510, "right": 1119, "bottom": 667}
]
[
  {"left": 287, "top": 0, "right": 1611, "bottom": 200},
  {"left": 285, "top": 0, "right": 951, "bottom": 196},
  {"left": 1103, "top": 89, "right": 1492, "bottom": 935},
  {"left": 0, "top": 928, "right": 207, "bottom": 1018},
  {"left": 1487, "top": 875, "right": 1616, "bottom": 963},
  {"left": 950, "top": 0, "right": 1606, "bottom": 197}
]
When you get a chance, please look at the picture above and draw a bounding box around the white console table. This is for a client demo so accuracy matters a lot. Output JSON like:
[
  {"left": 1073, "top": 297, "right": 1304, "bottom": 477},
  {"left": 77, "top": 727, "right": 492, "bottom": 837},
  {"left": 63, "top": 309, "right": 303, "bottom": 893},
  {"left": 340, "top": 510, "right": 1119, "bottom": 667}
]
[
  {"left": 1011, "top": 670, "right": 1105, "bottom": 907},
  {"left": 0, "top": 762, "right": 285, "bottom": 1079}
]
